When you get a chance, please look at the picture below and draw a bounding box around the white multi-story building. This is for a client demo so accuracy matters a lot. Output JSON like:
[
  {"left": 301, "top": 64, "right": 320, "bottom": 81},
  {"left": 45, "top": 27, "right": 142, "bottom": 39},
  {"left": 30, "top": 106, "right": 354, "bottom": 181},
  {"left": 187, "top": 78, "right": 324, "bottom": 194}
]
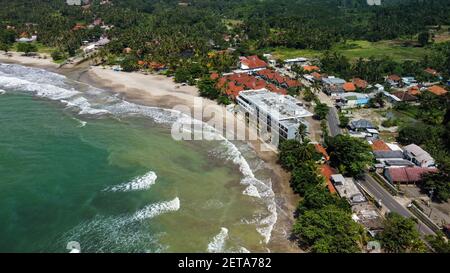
[
  {"left": 236, "top": 89, "right": 313, "bottom": 146},
  {"left": 66, "top": 0, "right": 90, "bottom": 6}
]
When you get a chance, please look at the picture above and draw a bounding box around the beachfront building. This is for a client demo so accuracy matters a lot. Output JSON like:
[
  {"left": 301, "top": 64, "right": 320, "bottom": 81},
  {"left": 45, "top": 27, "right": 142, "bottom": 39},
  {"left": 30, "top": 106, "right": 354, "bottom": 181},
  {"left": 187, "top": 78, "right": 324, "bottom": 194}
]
[
  {"left": 236, "top": 89, "right": 313, "bottom": 145},
  {"left": 331, "top": 174, "right": 366, "bottom": 205},
  {"left": 66, "top": 0, "right": 90, "bottom": 5}
]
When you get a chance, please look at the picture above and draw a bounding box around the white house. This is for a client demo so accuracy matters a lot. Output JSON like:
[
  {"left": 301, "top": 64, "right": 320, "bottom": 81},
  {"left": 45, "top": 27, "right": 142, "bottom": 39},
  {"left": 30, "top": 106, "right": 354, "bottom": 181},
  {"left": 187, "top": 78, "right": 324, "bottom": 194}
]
[
  {"left": 66, "top": 0, "right": 90, "bottom": 5},
  {"left": 403, "top": 144, "right": 436, "bottom": 168}
]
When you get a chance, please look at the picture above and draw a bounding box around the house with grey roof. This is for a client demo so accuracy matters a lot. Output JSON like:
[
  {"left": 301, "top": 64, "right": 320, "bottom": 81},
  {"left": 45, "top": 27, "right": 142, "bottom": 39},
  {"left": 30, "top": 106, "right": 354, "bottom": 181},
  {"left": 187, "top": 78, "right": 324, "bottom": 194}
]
[
  {"left": 403, "top": 144, "right": 436, "bottom": 168},
  {"left": 348, "top": 119, "right": 376, "bottom": 132},
  {"left": 322, "top": 76, "right": 346, "bottom": 95}
]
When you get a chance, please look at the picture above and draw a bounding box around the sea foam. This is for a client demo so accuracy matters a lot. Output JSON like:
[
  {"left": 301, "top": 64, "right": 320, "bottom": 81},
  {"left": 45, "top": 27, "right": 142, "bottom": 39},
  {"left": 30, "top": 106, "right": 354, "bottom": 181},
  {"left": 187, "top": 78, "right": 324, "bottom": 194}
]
[
  {"left": 207, "top": 227, "right": 229, "bottom": 253},
  {"left": 105, "top": 171, "right": 157, "bottom": 192},
  {"left": 0, "top": 63, "right": 277, "bottom": 245}
]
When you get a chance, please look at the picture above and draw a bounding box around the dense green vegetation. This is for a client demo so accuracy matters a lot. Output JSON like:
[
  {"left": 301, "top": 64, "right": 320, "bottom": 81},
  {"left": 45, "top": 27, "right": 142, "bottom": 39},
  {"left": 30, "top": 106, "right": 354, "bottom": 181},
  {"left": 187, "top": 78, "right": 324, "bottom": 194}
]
[
  {"left": 1, "top": 0, "right": 450, "bottom": 77},
  {"left": 327, "top": 134, "right": 374, "bottom": 177},
  {"left": 397, "top": 94, "right": 450, "bottom": 202},
  {"left": 318, "top": 46, "right": 450, "bottom": 83},
  {"left": 278, "top": 137, "right": 364, "bottom": 252},
  {"left": 377, "top": 212, "right": 426, "bottom": 253},
  {"left": 2, "top": 0, "right": 450, "bottom": 253},
  {"left": 426, "top": 232, "right": 450, "bottom": 253}
]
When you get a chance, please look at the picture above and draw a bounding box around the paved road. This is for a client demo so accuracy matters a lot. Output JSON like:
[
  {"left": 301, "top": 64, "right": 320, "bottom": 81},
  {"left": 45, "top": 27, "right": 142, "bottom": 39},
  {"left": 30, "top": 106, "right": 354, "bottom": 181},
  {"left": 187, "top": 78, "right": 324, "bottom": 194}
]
[
  {"left": 326, "top": 107, "right": 342, "bottom": 137},
  {"left": 359, "top": 173, "right": 435, "bottom": 236}
]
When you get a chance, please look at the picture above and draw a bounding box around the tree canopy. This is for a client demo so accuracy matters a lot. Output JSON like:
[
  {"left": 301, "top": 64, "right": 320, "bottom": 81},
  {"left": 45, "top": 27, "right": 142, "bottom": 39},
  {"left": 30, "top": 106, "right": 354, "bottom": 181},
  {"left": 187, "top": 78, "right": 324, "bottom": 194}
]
[
  {"left": 377, "top": 213, "right": 426, "bottom": 253},
  {"left": 327, "top": 134, "right": 374, "bottom": 177}
]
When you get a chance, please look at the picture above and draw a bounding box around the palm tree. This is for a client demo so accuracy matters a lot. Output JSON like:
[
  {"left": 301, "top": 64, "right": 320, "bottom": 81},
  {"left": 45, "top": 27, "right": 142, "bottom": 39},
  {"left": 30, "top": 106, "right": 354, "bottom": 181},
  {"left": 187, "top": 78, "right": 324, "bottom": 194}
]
[{"left": 295, "top": 123, "right": 308, "bottom": 142}]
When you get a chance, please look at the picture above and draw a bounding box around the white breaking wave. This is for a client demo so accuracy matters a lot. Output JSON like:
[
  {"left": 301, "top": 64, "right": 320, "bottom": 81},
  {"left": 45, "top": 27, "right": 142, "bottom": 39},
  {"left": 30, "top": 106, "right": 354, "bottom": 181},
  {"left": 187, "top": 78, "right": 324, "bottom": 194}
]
[
  {"left": 72, "top": 117, "right": 87, "bottom": 127},
  {"left": 105, "top": 171, "right": 157, "bottom": 192},
  {"left": 0, "top": 88, "right": 5, "bottom": 95},
  {"left": 0, "top": 75, "right": 79, "bottom": 100},
  {"left": 207, "top": 227, "right": 229, "bottom": 253},
  {"left": 130, "top": 197, "right": 180, "bottom": 222},
  {"left": 58, "top": 197, "right": 179, "bottom": 252},
  {"left": 243, "top": 184, "right": 261, "bottom": 198},
  {"left": 0, "top": 63, "right": 277, "bottom": 245}
]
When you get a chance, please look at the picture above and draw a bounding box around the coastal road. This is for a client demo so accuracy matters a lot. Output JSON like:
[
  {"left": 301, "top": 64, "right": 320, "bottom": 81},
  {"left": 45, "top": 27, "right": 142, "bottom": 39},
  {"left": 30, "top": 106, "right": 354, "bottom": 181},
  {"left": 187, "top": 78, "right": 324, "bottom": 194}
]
[
  {"left": 326, "top": 107, "right": 342, "bottom": 137},
  {"left": 359, "top": 173, "right": 435, "bottom": 236}
]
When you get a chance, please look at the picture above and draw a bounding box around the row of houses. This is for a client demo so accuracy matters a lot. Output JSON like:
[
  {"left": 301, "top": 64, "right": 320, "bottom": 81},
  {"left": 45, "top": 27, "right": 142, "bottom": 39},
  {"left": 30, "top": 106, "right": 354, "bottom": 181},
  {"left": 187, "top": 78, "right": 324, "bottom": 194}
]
[
  {"left": 318, "top": 154, "right": 384, "bottom": 236},
  {"left": 370, "top": 140, "right": 437, "bottom": 184},
  {"left": 213, "top": 55, "right": 302, "bottom": 99},
  {"left": 302, "top": 66, "right": 448, "bottom": 109},
  {"left": 82, "top": 36, "right": 110, "bottom": 54}
]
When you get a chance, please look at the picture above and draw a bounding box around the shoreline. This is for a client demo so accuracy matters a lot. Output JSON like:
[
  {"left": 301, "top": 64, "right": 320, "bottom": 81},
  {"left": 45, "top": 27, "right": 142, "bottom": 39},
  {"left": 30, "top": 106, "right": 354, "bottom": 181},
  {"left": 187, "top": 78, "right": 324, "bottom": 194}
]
[{"left": 0, "top": 54, "right": 301, "bottom": 253}]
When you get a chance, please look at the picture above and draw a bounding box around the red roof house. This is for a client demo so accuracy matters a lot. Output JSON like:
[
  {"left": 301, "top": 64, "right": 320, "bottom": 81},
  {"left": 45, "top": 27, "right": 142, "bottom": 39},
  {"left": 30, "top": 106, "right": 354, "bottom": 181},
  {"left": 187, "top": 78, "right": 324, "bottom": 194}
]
[
  {"left": 239, "top": 55, "right": 267, "bottom": 70},
  {"left": 371, "top": 140, "right": 391, "bottom": 151},
  {"left": 384, "top": 167, "right": 437, "bottom": 184},
  {"left": 315, "top": 144, "right": 330, "bottom": 161},
  {"left": 320, "top": 164, "right": 337, "bottom": 194},
  {"left": 352, "top": 78, "right": 368, "bottom": 90},
  {"left": 302, "top": 65, "right": 320, "bottom": 72},
  {"left": 427, "top": 85, "right": 448, "bottom": 96},
  {"left": 343, "top": 82, "right": 357, "bottom": 92},
  {"left": 424, "top": 68, "right": 439, "bottom": 76}
]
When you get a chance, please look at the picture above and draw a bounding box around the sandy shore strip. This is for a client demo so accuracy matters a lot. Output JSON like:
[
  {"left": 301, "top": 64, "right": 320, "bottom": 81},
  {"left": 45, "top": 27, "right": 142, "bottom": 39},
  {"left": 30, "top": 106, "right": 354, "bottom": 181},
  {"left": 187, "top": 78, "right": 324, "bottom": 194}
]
[
  {"left": 85, "top": 66, "right": 302, "bottom": 252},
  {"left": 0, "top": 54, "right": 301, "bottom": 252},
  {"left": 0, "top": 52, "right": 59, "bottom": 70}
]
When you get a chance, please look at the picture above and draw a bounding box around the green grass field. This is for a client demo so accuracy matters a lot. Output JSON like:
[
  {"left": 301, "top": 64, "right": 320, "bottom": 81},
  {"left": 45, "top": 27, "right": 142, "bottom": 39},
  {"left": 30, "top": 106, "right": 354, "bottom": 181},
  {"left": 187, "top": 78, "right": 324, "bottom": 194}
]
[
  {"left": 13, "top": 42, "right": 56, "bottom": 55},
  {"left": 270, "top": 40, "right": 432, "bottom": 62}
]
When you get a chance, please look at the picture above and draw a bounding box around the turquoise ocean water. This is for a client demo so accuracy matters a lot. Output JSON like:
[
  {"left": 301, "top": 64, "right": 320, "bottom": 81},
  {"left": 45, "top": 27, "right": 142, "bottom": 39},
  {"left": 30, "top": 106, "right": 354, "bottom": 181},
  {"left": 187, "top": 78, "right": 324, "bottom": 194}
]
[{"left": 0, "top": 63, "right": 278, "bottom": 253}]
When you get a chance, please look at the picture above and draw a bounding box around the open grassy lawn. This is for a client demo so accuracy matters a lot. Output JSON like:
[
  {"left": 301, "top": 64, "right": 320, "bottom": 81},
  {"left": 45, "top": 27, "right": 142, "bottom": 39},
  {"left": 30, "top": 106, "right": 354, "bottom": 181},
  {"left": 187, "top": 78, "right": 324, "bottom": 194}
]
[
  {"left": 270, "top": 47, "right": 322, "bottom": 60},
  {"left": 13, "top": 42, "right": 56, "bottom": 55},
  {"left": 337, "top": 40, "right": 430, "bottom": 61},
  {"left": 270, "top": 39, "right": 432, "bottom": 62}
]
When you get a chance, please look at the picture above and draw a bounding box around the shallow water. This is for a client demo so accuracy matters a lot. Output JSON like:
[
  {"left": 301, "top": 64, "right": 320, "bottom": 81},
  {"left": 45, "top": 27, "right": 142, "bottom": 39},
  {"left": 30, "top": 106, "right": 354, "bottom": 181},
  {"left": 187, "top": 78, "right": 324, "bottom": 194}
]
[{"left": 0, "top": 63, "right": 278, "bottom": 253}]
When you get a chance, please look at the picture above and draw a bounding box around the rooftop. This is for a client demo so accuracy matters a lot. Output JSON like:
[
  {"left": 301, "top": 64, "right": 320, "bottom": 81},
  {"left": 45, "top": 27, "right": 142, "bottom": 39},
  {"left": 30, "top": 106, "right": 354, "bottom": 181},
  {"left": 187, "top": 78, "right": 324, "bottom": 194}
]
[
  {"left": 373, "top": 150, "right": 404, "bottom": 159},
  {"left": 331, "top": 175, "right": 366, "bottom": 204},
  {"left": 427, "top": 85, "right": 448, "bottom": 96},
  {"left": 239, "top": 55, "right": 267, "bottom": 69},
  {"left": 403, "top": 144, "right": 434, "bottom": 164},
  {"left": 323, "top": 76, "right": 346, "bottom": 86},
  {"left": 238, "top": 89, "right": 313, "bottom": 121},
  {"left": 349, "top": 119, "right": 376, "bottom": 130},
  {"left": 371, "top": 140, "right": 391, "bottom": 151},
  {"left": 386, "top": 167, "right": 437, "bottom": 183}
]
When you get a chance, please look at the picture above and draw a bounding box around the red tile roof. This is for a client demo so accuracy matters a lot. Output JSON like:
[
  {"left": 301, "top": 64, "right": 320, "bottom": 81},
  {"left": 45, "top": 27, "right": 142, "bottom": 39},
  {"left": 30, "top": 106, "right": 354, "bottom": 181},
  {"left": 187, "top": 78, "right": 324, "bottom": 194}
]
[
  {"left": 371, "top": 140, "right": 391, "bottom": 151},
  {"left": 273, "top": 74, "right": 285, "bottom": 84},
  {"left": 239, "top": 55, "right": 267, "bottom": 69},
  {"left": 407, "top": 86, "right": 421, "bottom": 96},
  {"left": 210, "top": 73, "right": 219, "bottom": 80},
  {"left": 427, "top": 85, "right": 448, "bottom": 96},
  {"left": 343, "top": 82, "right": 356, "bottom": 92},
  {"left": 225, "top": 81, "right": 244, "bottom": 98},
  {"left": 352, "top": 78, "right": 368, "bottom": 90},
  {"left": 315, "top": 144, "right": 330, "bottom": 161},
  {"left": 386, "top": 167, "right": 437, "bottom": 183},
  {"left": 266, "top": 84, "right": 287, "bottom": 95},
  {"left": 391, "top": 91, "right": 418, "bottom": 102},
  {"left": 388, "top": 74, "right": 401, "bottom": 82},
  {"left": 256, "top": 69, "right": 272, "bottom": 77},
  {"left": 320, "top": 164, "right": 337, "bottom": 194},
  {"left": 424, "top": 68, "right": 438, "bottom": 76},
  {"left": 311, "top": 72, "right": 322, "bottom": 80},
  {"left": 284, "top": 79, "right": 301, "bottom": 88},
  {"left": 302, "top": 65, "right": 320, "bottom": 72}
]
